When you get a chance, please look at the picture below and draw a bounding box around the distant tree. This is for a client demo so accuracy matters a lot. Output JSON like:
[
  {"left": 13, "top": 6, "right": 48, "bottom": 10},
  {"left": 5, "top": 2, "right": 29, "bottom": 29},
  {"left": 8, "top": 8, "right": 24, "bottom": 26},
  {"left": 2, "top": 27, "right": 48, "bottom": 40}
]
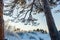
[
  {"left": 40, "top": 29, "right": 44, "bottom": 33},
  {"left": 36, "top": 29, "right": 40, "bottom": 31},
  {"left": 44, "top": 30, "right": 47, "bottom": 34},
  {"left": 33, "top": 29, "right": 36, "bottom": 31}
]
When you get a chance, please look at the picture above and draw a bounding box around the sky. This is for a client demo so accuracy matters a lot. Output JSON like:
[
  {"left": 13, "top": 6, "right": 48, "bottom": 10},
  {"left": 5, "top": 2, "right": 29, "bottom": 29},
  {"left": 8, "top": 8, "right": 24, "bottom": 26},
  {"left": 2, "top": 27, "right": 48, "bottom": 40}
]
[
  {"left": 51, "top": 4, "right": 60, "bottom": 31},
  {"left": 3, "top": 0, "right": 60, "bottom": 32}
]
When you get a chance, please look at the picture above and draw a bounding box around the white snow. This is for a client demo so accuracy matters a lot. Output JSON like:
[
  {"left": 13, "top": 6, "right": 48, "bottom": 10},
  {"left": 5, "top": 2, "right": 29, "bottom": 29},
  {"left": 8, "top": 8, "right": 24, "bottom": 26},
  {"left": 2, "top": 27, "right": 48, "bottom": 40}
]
[{"left": 5, "top": 32, "right": 51, "bottom": 40}]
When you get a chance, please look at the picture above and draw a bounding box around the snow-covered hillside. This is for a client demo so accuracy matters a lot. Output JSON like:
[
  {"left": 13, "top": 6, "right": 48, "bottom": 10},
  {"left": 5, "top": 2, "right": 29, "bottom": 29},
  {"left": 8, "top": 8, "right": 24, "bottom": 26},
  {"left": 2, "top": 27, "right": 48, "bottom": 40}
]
[{"left": 5, "top": 32, "right": 51, "bottom": 40}]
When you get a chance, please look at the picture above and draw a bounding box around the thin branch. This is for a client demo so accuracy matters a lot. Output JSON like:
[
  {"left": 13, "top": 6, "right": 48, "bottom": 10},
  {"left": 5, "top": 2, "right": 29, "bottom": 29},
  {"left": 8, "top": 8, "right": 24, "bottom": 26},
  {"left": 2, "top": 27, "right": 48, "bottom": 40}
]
[{"left": 24, "top": 10, "right": 30, "bottom": 18}]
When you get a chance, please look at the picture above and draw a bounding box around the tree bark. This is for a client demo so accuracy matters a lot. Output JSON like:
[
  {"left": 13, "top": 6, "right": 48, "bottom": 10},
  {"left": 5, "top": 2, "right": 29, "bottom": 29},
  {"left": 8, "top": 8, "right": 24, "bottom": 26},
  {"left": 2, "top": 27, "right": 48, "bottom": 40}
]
[
  {"left": 41, "top": 0, "right": 60, "bottom": 40},
  {"left": 0, "top": 0, "right": 4, "bottom": 40}
]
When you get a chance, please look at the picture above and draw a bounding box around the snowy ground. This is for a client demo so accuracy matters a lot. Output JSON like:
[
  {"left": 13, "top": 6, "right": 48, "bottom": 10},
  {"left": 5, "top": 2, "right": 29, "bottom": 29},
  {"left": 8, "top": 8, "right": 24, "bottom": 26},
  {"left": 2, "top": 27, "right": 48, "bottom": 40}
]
[{"left": 5, "top": 32, "right": 51, "bottom": 40}]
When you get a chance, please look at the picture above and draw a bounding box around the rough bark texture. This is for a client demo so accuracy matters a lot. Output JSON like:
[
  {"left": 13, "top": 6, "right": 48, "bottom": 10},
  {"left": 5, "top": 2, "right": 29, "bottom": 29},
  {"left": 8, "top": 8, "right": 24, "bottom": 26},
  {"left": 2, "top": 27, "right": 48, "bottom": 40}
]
[
  {"left": 41, "top": 0, "right": 60, "bottom": 40},
  {"left": 0, "top": 0, "right": 4, "bottom": 40}
]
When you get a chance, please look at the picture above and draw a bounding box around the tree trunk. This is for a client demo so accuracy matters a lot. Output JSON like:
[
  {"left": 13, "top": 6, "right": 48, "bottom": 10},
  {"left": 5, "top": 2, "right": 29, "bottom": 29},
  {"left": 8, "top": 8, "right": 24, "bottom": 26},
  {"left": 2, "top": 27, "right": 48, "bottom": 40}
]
[
  {"left": 0, "top": 0, "right": 4, "bottom": 40},
  {"left": 41, "top": 0, "right": 60, "bottom": 40}
]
